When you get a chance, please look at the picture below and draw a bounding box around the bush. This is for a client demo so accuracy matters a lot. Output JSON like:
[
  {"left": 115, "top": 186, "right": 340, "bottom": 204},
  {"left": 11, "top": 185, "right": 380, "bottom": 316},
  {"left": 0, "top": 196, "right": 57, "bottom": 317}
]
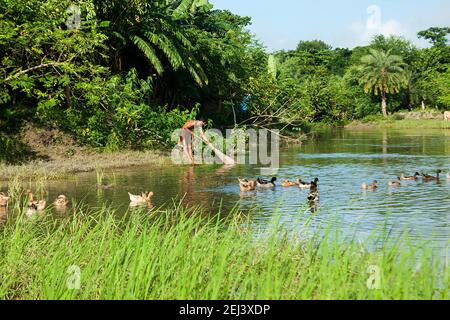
[
  {"left": 393, "top": 113, "right": 405, "bottom": 120},
  {"left": 59, "top": 69, "right": 199, "bottom": 150},
  {"left": 361, "top": 114, "right": 386, "bottom": 123}
]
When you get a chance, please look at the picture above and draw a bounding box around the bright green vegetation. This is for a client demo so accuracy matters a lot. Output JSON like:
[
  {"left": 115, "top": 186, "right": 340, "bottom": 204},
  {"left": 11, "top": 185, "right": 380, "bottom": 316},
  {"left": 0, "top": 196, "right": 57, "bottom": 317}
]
[
  {"left": 0, "top": 204, "right": 448, "bottom": 300},
  {"left": 347, "top": 117, "right": 450, "bottom": 129},
  {"left": 1, "top": 1, "right": 449, "bottom": 164}
]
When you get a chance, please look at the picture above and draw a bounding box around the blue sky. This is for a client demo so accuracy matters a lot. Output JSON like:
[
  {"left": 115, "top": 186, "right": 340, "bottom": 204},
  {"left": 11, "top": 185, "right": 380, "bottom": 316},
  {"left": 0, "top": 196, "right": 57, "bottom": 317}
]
[{"left": 210, "top": 0, "right": 450, "bottom": 51}]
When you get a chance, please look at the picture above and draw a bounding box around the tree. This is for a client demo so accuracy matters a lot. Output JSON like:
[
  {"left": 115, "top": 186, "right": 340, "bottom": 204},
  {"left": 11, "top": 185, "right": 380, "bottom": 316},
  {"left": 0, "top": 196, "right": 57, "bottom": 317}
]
[
  {"left": 435, "top": 66, "right": 450, "bottom": 106},
  {"left": 296, "top": 40, "right": 332, "bottom": 52},
  {"left": 94, "top": 0, "right": 208, "bottom": 88},
  {"left": 359, "top": 49, "right": 408, "bottom": 117},
  {"left": 371, "top": 35, "right": 418, "bottom": 64},
  {"left": 187, "top": 9, "right": 266, "bottom": 122},
  {"left": 409, "top": 31, "right": 450, "bottom": 109},
  {"left": 0, "top": 0, "right": 109, "bottom": 127},
  {"left": 418, "top": 27, "right": 450, "bottom": 47}
]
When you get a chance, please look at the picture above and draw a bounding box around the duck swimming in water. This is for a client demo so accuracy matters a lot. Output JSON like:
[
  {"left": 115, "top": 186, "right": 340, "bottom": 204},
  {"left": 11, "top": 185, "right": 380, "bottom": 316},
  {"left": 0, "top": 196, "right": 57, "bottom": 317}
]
[
  {"left": 238, "top": 178, "right": 257, "bottom": 192},
  {"left": 400, "top": 172, "right": 420, "bottom": 181},
  {"left": 27, "top": 191, "right": 46, "bottom": 210},
  {"left": 53, "top": 195, "right": 69, "bottom": 207},
  {"left": 26, "top": 191, "right": 46, "bottom": 216},
  {"left": 388, "top": 177, "right": 401, "bottom": 187},
  {"left": 298, "top": 178, "right": 319, "bottom": 189},
  {"left": 128, "top": 191, "right": 154, "bottom": 205},
  {"left": 307, "top": 181, "right": 319, "bottom": 213},
  {"left": 362, "top": 180, "right": 378, "bottom": 190},
  {"left": 422, "top": 170, "right": 441, "bottom": 182},
  {"left": 256, "top": 177, "right": 277, "bottom": 189},
  {"left": 281, "top": 179, "right": 299, "bottom": 187},
  {"left": 307, "top": 189, "right": 320, "bottom": 203}
]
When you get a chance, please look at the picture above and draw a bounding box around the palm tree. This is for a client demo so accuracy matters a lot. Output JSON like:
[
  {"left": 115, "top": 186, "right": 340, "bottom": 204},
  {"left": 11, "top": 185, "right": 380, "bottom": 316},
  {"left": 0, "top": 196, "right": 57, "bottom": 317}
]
[
  {"left": 359, "top": 49, "right": 407, "bottom": 117},
  {"left": 96, "top": 0, "right": 208, "bottom": 87}
]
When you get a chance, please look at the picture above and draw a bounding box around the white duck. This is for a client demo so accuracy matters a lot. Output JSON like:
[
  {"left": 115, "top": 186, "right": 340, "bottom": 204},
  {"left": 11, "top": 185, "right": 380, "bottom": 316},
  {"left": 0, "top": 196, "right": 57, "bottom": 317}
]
[{"left": 128, "top": 191, "right": 154, "bottom": 205}]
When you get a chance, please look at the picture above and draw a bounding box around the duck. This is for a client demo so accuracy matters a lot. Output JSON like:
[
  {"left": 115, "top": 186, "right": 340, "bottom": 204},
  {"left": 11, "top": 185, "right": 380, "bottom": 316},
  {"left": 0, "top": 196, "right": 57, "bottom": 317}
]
[
  {"left": 238, "top": 178, "right": 257, "bottom": 192},
  {"left": 128, "top": 191, "right": 154, "bottom": 205},
  {"left": 307, "top": 182, "right": 320, "bottom": 212},
  {"left": 447, "top": 172, "right": 450, "bottom": 180},
  {"left": 297, "top": 179, "right": 310, "bottom": 189},
  {"left": 298, "top": 178, "right": 319, "bottom": 189},
  {"left": 256, "top": 177, "right": 277, "bottom": 189},
  {"left": 388, "top": 177, "right": 401, "bottom": 187},
  {"left": 26, "top": 198, "right": 46, "bottom": 217},
  {"left": 422, "top": 170, "right": 442, "bottom": 182},
  {"left": 400, "top": 172, "right": 420, "bottom": 181},
  {"left": 0, "top": 192, "right": 9, "bottom": 207},
  {"left": 281, "top": 179, "right": 299, "bottom": 187},
  {"left": 307, "top": 190, "right": 320, "bottom": 203},
  {"left": 27, "top": 191, "right": 46, "bottom": 210},
  {"left": 28, "top": 200, "right": 46, "bottom": 211},
  {"left": 362, "top": 180, "right": 378, "bottom": 190},
  {"left": 53, "top": 195, "right": 69, "bottom": 207}
]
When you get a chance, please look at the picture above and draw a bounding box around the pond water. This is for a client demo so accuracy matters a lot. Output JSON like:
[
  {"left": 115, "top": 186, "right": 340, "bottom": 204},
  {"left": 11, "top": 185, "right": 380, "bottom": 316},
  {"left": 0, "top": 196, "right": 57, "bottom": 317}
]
[{"left": 1, "top": 128, "right": 450, "bottom": 250}]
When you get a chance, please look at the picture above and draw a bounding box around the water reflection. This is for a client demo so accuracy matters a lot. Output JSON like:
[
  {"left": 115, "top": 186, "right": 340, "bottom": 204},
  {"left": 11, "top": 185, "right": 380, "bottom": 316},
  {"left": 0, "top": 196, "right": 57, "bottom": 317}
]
[{"left": 53, "top": 205, "right": 70, "bottom": 217}]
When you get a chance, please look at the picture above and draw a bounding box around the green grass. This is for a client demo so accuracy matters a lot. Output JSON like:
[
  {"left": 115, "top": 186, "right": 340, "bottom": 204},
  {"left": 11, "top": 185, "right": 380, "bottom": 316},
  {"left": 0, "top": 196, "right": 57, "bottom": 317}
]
[
  {"left": 347, "top": 117, "right": 450, "bottom": 129},
  {"left": 371, "top": 119, "right": 449, "bottom": 129},
  {"left": 0, "top": 150, "right": 171, "bottom": 181},
  {"left": 0, "top": 203, "right": 448, "bottom": 300}
]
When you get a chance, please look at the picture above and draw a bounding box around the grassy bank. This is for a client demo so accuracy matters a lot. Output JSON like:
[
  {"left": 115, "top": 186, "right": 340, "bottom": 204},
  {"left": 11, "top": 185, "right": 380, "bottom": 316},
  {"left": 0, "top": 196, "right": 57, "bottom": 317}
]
[
  {"left": 346, "top": 118, "right": 450, "bottom": 130},
  {"left": 0, "top": 124, "right": 172, "bottom": 181},
  {"left": 0, "top": 150, "right": 171, "bottom": 181},
  {"left": 0, "top": 204, "right": 447, "bottom": 300}
]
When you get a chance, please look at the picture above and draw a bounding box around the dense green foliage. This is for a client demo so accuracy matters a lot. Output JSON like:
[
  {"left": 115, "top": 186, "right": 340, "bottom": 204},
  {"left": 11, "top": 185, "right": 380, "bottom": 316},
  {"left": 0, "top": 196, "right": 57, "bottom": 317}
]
[
  {"left": 0, "top": 1, "right": 449, "bottom": 159},
  {"left": 0, "top": 0, "right": 264, "bottom": 154}
]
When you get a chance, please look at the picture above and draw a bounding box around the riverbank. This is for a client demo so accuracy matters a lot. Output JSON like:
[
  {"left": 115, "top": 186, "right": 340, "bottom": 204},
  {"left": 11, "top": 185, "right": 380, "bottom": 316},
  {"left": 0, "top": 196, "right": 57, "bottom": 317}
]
[
  {"left": 0, "top": 123, "right": 172, "bottom": 181},
  {"left": 0, "top": 150, "right": 171, "bottom": 181},
  {"left": 0, "top": 205, "right": 447, "bottom": 300},
  {"left": 346, "top": 119, "right": 450, "bottom": 130}
]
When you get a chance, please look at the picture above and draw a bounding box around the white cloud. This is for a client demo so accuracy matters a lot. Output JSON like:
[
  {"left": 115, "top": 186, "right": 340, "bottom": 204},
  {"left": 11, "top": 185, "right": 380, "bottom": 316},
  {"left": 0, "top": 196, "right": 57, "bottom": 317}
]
[{"left": 349, "top": 5, "right": 409, "bottom": 46}]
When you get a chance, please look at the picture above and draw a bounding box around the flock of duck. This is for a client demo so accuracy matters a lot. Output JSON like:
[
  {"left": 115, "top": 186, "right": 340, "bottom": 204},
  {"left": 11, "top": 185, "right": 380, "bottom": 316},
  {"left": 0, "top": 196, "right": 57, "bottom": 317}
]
[
  {"left": 0, "top": 190, "right": 69, "bottom": 216},
  {"left": 361, "top": 170, "right": 448, "bottom": 190},
  {"left": 238, "top": 176, "right": 320, "bottom": 208},
  {"left": 0, "top": 189, "right": 155, "bottom": 216},
  {"left": 0, "top": 170, "right": 447, "bottom": 215},
  {"left": 238, "top": 170, "right": 449, "bottom": 210}
]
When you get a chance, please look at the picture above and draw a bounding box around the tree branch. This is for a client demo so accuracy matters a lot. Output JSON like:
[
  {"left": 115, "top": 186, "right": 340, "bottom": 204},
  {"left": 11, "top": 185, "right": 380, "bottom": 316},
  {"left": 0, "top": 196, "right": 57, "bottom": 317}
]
[{"left": 4, "top": 62, "right": 60, "bottom": 82}]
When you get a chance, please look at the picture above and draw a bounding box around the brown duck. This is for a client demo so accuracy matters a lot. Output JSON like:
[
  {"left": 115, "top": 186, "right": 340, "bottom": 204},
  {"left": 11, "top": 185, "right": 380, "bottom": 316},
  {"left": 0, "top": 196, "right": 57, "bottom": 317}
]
[
  {"left": 238, "top": 178, "right": 257, "bottom": 192},
  {"left": 422, "top": 170, "right": 441, "bottom": 182}
]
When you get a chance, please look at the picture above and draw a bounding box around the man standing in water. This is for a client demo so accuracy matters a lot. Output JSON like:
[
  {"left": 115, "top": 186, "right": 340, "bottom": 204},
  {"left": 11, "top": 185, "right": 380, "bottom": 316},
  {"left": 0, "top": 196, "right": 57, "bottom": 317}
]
[
  {"left": 179, "top": 119, "right": 206, "bottom": 164},
  {"left": 178, "top": 119, "right": 235, "bottom": 165}
]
